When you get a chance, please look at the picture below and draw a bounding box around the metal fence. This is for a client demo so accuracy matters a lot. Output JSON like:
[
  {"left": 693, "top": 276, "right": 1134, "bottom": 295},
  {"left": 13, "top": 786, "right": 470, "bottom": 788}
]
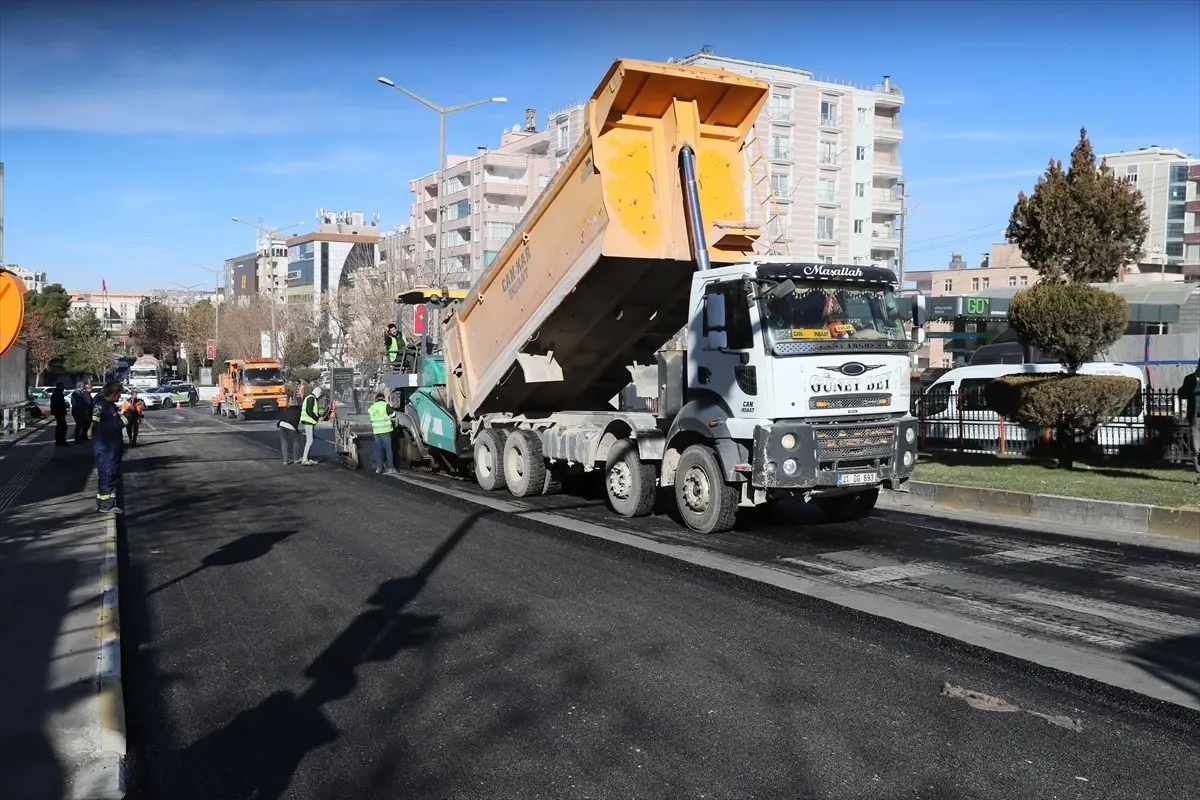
[{"left": 912, "top": 388, "right": 1195, "bottom": 463}]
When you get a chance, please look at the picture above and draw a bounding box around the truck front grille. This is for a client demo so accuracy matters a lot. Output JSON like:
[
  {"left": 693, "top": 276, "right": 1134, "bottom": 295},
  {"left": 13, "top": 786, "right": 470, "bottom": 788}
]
[
  {"left": 809, "top": 393, "right": 892, "bottom": 411},
  {"left": 814, "top": 425, "right": 895, "bottom": 459}
]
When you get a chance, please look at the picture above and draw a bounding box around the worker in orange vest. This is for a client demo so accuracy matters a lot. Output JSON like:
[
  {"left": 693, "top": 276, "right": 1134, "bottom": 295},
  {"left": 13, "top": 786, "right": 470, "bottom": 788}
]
[{"left": 120, "top": 391, "right": 147, "bottom": 447}]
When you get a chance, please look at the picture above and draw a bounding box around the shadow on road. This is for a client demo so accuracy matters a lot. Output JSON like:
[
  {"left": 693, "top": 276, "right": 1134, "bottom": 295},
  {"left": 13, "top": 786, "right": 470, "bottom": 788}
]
[
  {"left": 147, "top": 530, "right": 298, "bottom": 596},
  {"left": 1128, "top": 631, "right": 1200, "bottom": 709}
]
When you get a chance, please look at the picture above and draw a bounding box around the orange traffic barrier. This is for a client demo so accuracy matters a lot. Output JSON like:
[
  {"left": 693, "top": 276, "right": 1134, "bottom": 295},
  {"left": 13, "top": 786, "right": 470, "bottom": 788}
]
[{"left": 0, "top": 270, "right": 28, "bottom": 357}]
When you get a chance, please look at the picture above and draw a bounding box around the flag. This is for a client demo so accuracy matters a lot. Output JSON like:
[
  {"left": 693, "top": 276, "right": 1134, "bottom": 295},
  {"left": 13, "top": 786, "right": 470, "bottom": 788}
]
[{"left": 102, "top": 278, "right": 108, "bottom": 293}]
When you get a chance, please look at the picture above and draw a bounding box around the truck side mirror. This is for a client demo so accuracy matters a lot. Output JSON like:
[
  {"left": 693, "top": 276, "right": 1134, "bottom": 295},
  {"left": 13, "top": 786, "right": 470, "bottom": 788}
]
[
  {"left": 913, "top": 293, "right": 928, "bottom": 328},
  {"left": 704, "top": 291, "right": 727, "bottom": 333}
]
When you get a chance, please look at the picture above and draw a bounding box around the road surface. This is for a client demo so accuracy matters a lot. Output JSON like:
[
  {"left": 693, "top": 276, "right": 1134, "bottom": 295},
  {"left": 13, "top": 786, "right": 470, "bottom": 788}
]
[{"left": 114, "top": 408, "right": 1198, "bottom": 800}]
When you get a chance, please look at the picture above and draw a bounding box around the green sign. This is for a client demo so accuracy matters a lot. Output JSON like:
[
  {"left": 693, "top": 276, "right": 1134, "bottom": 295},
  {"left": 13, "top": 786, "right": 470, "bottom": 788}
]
[{"left": 965, "top": 297, "right": 990, "bottom": 316}]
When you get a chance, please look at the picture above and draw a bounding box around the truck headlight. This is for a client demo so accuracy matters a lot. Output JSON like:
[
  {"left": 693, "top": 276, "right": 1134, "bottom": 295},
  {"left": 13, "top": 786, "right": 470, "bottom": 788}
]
[
  {"left": 905, "top": 427, "right": 916, "bottom": 444},
  {"left": 902, "top": 451, "right": 913, "bottom": 468},
  {"left": 783, "top": 458, "right": 798, "bottom": 475},
  {"left": 781, "top": 433, "right": 797, "bottom": 450}
]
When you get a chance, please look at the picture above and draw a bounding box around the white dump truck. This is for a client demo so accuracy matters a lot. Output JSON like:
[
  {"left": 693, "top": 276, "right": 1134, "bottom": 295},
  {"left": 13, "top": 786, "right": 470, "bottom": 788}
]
[{"left": 342, "top": 57, "right": 927, "bottom": 533}]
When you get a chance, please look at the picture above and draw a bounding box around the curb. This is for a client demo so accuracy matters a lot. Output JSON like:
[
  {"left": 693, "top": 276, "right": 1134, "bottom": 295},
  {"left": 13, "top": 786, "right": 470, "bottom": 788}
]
[
  {"left": 0, "top": 416, "right": 51, "bottom": 449},
  {"left": 77, "top": 514, "right": 126, "bottom": 799},
  {"left": 885, "top": 481, "right": 1200, "bottom": 544}
]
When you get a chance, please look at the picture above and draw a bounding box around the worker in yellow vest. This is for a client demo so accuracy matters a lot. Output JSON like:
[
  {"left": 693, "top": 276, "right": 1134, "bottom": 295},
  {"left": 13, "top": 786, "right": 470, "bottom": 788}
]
[{"left": 367, "top": 391, "right": 397, "bottom": 473}]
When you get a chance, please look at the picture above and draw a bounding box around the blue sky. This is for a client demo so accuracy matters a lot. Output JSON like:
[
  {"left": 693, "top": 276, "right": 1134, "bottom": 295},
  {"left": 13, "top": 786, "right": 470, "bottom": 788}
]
[{"left": 1, "top": 0, "right": 1197, "bottom": 291}]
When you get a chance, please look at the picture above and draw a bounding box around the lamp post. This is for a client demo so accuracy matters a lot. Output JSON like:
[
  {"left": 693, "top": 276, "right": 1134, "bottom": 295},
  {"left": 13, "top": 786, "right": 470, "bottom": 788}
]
[
  {"left": 231, "top": 218, "right": 304, "bottom": 359},
  {"left": 189, "top": 261, "right": 222, "bottom": 359},
  {"left": 376, "top": 77, "right": 505, "bottom": 285}
]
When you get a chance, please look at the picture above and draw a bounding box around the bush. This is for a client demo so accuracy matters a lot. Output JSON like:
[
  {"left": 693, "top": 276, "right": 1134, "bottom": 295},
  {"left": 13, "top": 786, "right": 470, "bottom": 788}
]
[
  {"left": 985, "top": 374, "right": 1140, "bottom": 467},
  {"left": 1007, "top": 283, "right": 1128, "bottom": 374}
]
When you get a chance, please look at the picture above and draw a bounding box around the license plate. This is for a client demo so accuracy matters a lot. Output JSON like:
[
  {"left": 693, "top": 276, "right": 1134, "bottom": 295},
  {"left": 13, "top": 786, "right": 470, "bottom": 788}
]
[{"left": 837, "top": 471, "right": 878, "bottom": 486}]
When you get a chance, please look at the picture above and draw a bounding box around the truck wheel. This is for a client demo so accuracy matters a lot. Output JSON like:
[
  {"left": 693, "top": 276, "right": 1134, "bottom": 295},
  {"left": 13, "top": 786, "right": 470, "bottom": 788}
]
[
  {"left": 473, "top": 429, "right": 509, "bottom": 491},
  {"left": 503, "top": 429, "right": 547, "bottom": 498},
  {"left": 674, "top": 445, "right": 738, "bottom": 534},
  {"left": 606, "top": 439, "right": 655, "bottom": 518},
  {"left": 543, "top": 467, "right": 564, "bottom": 496},
  {"left": 236, "top": 409, "right": 246, "bottom": 421},
  {"left": 210, "top": 403, "right": 219, "bottom": 415},
  {"left": 817, "top": 488, "right": 880, "bottom": 523}
]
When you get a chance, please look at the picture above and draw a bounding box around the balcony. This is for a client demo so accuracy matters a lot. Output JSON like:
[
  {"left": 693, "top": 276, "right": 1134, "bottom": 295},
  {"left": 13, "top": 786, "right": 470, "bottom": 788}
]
[
  {"left": 816, "top": 229, "right": 838, "bottom": 244},
  {"left": 872, "top": 228, "right": 901, "bottom": 247},
  {"left": 1189, "top": 164, "right": 1200, "bottom": 181},
  {"left": 768, "top": 106, "right": 794, "bottom": 123},
  {"left": 872, "top": 192, "right": 902, "bottom": 213},
  {"left": 873, "top": 81, "right": 904, "bottom": 107},
  {"left": 482, "top": 180, "right": 529, "bottom": 198},
  {"left": 818, "top": 154, "right": 841, "bottom": 167},
  {"left": 816, "top": 192, "right": 839, "bottom": 207},
  {"left": 770, "top": 148, "right": 794, "bottom": 163},
  {"left": 1186, "top": 199, "right": 1200, "bottom": 213},
  {"left": 873, "top": 119, "right": 903, "bottom": 141},
  {"left": 819, "top": 114, "right": 841, "bottom": 130},
  {"left": 1183, "top": 231, "right": 1200, "bottom": 245},
  {"left": 875, "top": 157, "right": 903, "bottom": 176}
]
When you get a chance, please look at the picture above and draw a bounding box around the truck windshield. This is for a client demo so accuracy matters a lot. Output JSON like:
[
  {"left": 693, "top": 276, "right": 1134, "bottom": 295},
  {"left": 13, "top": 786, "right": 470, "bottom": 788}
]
[
  {"left": 129, "top": 368, "right": 157, "bottom": 380},
  {"left": 759, "top": 281, "right": 907, "bottom": 354},
  {"left": 244, "top": 367, "right": 283, "bottom": 385}
]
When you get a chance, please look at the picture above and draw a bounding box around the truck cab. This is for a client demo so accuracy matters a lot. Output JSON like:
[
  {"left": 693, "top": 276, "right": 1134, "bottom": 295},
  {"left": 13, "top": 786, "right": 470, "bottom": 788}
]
[
  {"left": 679, "top": 257, "right": 925, "bottom": 515},
  {"left": 213, "top": 358, "right": 288, "bottom": 420}
]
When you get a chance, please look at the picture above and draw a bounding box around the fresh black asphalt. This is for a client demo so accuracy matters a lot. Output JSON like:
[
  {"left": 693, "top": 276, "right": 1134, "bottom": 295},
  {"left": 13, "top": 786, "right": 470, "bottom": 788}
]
[{"left": 113, "top": 411, "right": 1199, "bottom": 799}]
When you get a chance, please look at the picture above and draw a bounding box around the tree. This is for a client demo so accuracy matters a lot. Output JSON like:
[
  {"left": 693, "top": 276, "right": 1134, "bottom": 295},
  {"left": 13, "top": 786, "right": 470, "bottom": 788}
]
[
  {"left": 64, "top": 307, "right": 115, "bottom": 378},
  {"left": 130, "top": 299, "right": 176, "bottom": 358},
  {"left": 1006, "top": 127, "right": 1149, "bottom": 284},
  {"left": 282, "top": 329, "right": 318, "bottom": 374},
  {"left": 24, "top": 283, "right": 73, "bottom": 340},
  {"left": 215, "top": 295, "right": 274, "bottom": 360},
  {"left": 1007, "top": 283, "right": 1128, "bottom": 374},
  {"left": 18, "top": 306, "right": 62, "bottom": 383},
  {"left": 176, "top": 300, "right": 216, "bottom": 378},
  {"left": 343, "top": 267, "right": 403, "bottom": 379}
]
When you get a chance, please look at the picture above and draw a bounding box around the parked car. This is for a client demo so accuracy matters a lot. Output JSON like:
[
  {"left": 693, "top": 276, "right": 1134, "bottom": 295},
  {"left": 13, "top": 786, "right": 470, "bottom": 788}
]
[{"left": 141, "top": 387, "right": 176, "bottom": 409}]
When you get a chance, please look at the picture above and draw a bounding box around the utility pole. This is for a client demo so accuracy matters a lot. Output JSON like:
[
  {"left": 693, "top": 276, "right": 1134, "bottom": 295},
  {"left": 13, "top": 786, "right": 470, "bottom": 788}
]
[
  {"left": 189, "top": 261, "right": 222, "bottom": 359},
  {"left": 232, "top": 218, "right": 304, "bottom": 359},
  {"left": 377, "top": 78, "right": 505, "bottom": 286}
]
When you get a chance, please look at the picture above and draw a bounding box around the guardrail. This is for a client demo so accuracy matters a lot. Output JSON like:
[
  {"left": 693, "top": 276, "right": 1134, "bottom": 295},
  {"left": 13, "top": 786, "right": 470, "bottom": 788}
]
[{"left": 912, "top": 387, "right": 1195, "bottom": 463}]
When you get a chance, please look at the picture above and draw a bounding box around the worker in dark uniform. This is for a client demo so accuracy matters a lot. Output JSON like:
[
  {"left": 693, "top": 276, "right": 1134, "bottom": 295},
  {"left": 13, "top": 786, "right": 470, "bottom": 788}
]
[
  {"left": 92, "top": 381, "right": 130, "bottom": 514},
  {"left": 50, "top": 386, "right": 70, "bottom": 447}
]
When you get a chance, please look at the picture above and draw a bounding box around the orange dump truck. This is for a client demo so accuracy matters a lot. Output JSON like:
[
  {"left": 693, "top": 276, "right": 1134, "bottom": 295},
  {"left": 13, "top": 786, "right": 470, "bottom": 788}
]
[
  {"left": 388, "top": 58, "right": 926, "bottom": 533},
  {"left": 212, "top": 358, "right": 289, "bottom": 420}
]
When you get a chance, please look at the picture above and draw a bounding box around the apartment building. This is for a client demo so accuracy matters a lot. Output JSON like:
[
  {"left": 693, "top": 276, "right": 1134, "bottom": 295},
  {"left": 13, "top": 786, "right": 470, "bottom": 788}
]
[
  {"left": 1185, "top": 163, "right": 1200, "bottom": 279},
  {"left": 284, "top": 209, "right": 380, "bottom": 311},
  {"left": 68, "top": 288, "right": 215, "bottom": 336},
  {"left": 677, "top": 49, "right": 906, "bottom": 279},
  {"left": 1100, "top": 146, "right": 1198, "bottom": 272},
  {"left": 4, "top": 264, "right": 47, "bottom": 293},
  {"left": 405, "top": 104, "right": 586, "bottom": 287}
]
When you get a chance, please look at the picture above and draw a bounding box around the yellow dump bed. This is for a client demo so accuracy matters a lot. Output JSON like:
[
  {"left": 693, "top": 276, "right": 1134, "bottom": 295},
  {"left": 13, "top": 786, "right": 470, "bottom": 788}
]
[{"left": 442, "top": 58, "right": 769, "bottom": 420}]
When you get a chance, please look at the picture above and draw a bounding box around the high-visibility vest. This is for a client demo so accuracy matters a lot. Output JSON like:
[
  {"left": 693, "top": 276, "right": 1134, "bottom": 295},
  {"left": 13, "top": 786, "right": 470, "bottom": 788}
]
[
  {"left": 367, "top": 400, "right": 393, "bottom": 434},
  {"left": 386, "top": 333, "right": 400, "bottom": 360},
  {"left": 300, "top": 394, "right": 320, "bottom": 425}
]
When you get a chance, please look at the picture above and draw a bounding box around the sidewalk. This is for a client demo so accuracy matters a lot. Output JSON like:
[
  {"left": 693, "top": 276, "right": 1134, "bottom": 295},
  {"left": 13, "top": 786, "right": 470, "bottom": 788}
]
[{"left": 0, "top": 433, "right": 126, "bottom": 800}]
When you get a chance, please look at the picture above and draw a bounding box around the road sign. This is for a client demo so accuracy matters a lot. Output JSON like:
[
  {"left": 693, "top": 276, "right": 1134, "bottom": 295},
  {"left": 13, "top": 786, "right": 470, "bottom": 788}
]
[
  {"left": 0, "top": 270, "right": 27, "bottom": 357},
  {"left": 206, "top": 339, "right": 216, "bottom": 360}
]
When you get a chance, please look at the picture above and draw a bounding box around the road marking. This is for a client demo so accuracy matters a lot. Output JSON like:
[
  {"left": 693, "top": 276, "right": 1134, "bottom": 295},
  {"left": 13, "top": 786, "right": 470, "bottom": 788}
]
[
  {"left": 975, "top": 545, "right": 1083, "bottom": 565},
  {"left": 1012, "top": 590, "right": 1200, "bottom": 637},
  {"left": 1115, "top": 574, "right": 1200, "bottom": 600}
]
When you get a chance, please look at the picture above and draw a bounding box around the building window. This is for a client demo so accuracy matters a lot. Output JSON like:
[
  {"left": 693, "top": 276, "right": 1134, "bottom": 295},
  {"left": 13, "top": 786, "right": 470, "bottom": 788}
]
[
  {"left": 1170, "top": 164, "right": 1188, "bottom": 184},
  {"left": 1125, "top": 165, "right": 1138, "bottom": 185},
  {"left": 538, "top": 174, "right": 550, "bottom": 189},
  {"left": 853, "top": 256, "right": 864, "bottom": 265},
  {"left": 1168, "top": 222, "right": 1185, "bottom": 239},
  {"left": 556, "top": 125, "right": 570, "bottom": 151},
  {"left": 817, "top": 215, "right": 835, "bottom": 241},
  {"left": 820, "top": 99, "right": 838, "bottom": 125},
  {"left": 855, "top": 182, "right": 866, "bottom": 197},
  {"left": 981, "top": 277, "right": 990, "bottom": 288},
  {"left": 1167, "top": 203, "right": 1185, "bottom": 220},
  {"left": 819, "top": 140, "right": 838, "bottom": 165},
  {"left": 1019, "top": 275, "right": 1029, "bottom": 286},
  {"left": 771, "top": 173, "right": 790, "bottom": 197},
  {"left": 767, "top": 217, "right": 788, "bottom": 240},
  {"left": 1166, "top": 242, "right": 1184, "bottom": 257},
  {"left": 483, "top": 251, "right": 500, "bottom": 267},
  {"left": 943, "top": 279, "right": 952, "bottom": 293},
  {"left": 855, "top": 146, "right": 867, "bottom": 161},
  {"left": 853, "top": 219, "right": 865, "bottom": 234},
  {"left": 820, "top": 255, "right": 834, "bottom": 264},
  {"left": 857, "top": 107, "right": 869, "bottom": 123},
  {"left": 818, "top": 179, "right": 836, "bottom": 203},
  {"left": 485, "top": 222, "right": 517, "bottom": 240},
  {"left": 971, "top": 277, "right": 979, "bottom": 291},
  {"left": 320, "top": 242, "right": 329, "bottom": 294},
  {"left": 769, "top": 92, "right": 791, "bottom": 119},
  {"left": 771, "top": 135, "right": 791, "bottom": 159},
  {"left": 1008, "top": 276, "right": 1017, "bottom": 286}
]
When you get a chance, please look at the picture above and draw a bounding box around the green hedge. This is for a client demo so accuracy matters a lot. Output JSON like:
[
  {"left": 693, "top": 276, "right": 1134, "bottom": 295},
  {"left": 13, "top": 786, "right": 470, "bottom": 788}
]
[{"left": 984, "top": 374, "right": 1141, "bottom": 432}]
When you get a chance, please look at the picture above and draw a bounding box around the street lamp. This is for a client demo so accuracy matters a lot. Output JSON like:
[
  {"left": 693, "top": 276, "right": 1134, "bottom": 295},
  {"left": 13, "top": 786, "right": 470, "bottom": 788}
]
[
  {"left": 231, "top": 218, "right": 304, "bottom": 359},
  {"left": 189, "top": 261, "right": 223, "bottom": 359},
  {"left": 377, "top": 77, "right": 505, "bottom": 285}
]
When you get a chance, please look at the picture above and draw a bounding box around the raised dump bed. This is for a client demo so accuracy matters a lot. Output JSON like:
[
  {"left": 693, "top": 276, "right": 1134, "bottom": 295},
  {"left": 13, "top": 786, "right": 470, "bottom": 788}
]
[{"left": 442, "top": 57, "right": 769, "bottom": 421}]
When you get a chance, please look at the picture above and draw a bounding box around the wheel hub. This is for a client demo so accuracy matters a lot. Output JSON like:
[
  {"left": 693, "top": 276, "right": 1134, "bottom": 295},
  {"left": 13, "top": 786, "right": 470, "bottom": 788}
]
[
  {"left": 681, "top": 465, "right": 710, "bottom": 514},
  {"left": 608, "top": 461, "right": 631, "bottom": 500}
]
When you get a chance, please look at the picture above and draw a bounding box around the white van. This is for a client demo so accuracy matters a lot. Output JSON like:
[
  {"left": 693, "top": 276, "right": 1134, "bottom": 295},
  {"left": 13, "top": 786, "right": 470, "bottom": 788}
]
[{"left": 918, "top": 362, "right": 1146, "bottom": 454}]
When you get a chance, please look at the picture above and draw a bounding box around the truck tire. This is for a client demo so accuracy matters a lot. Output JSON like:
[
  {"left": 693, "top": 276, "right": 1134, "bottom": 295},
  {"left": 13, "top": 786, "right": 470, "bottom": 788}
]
[
  {"left": 605, "top": 439, "right": 655, "bottom": 518},
  {"left": 674, "top": 444, "right": 738, "bottom": 534},
  {"left": 543, "top": 468, "right": 563, "bottom": 496},
  {"left": 236, "top": 409, "right": 246, "bottom": 421},
  {"left": 503, "top": 429, "right": 547, "bottom": 498},
  {"left": 817, "top": 488, "right": 879, "bottom": 523},
  {"left": 474, "top": 429, "right": 509, "bottom": 491}
]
